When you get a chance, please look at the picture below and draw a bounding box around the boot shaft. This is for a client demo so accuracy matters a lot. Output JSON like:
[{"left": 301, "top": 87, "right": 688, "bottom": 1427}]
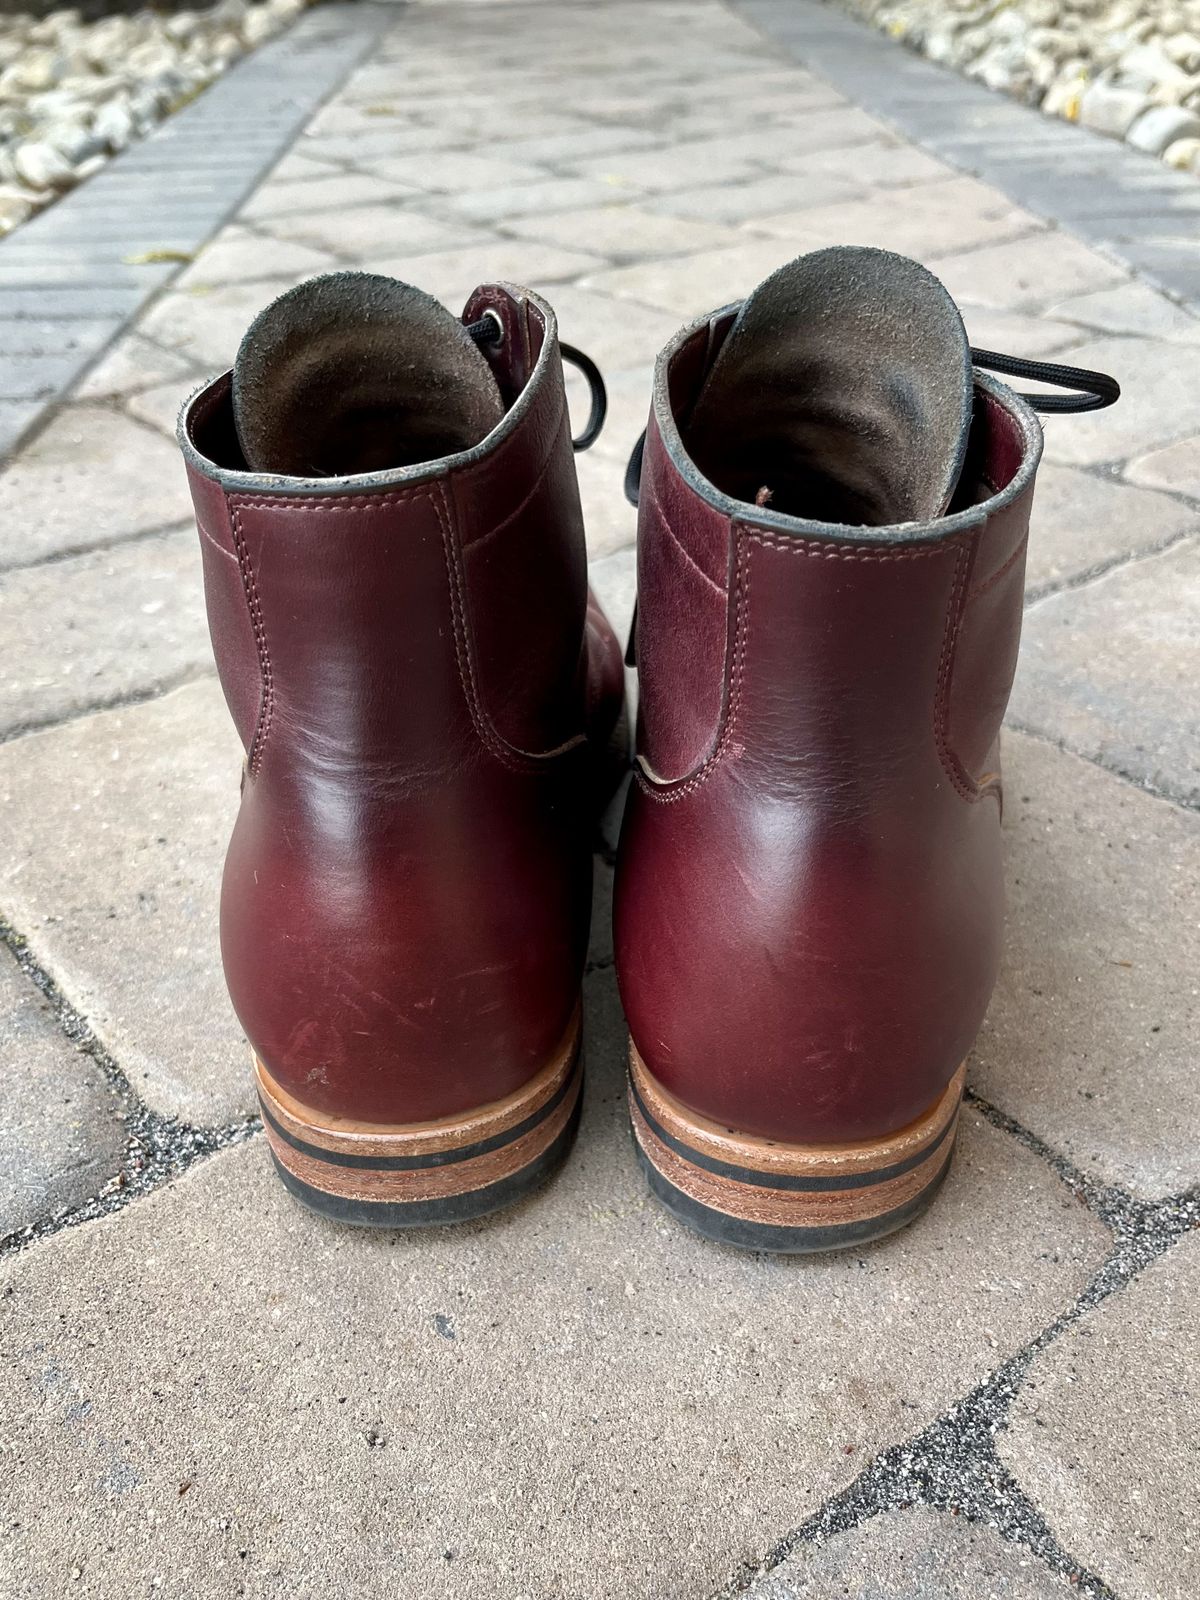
[
  {"left": 632, "top": 306, "right": 1043, "bottom": 806},
  {"left": 180, "top": 283, "right": 621, "bottom": 1130},
  {"left": 182, "top": 284, "right": 591, "bottom": 794},
  {"left": 618, "top": 297, "right": 1045, "bottom": 1149}
]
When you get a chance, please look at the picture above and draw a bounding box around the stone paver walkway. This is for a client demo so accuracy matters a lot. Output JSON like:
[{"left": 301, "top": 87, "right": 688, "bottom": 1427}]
[{"left": 1, "top": 3, "right": 1197, "bottom": 1596}]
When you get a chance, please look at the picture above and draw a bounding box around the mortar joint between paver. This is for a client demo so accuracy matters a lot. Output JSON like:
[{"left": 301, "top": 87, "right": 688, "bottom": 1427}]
[
  {"left": 1023, "top": 525, "right": 1200, "bottom": 611},
  {"left": 718, "top": 1084, "right": 1199, "bottom": 1599},
  {"left": 0, "top": 666, "right": 218, "bottom": 749},
  {"left": 1003, "top": 717, "right": 1200, "bottom": 815},
  {"left": 0, "top": 915, "right": 260, "bottom": 1261}
]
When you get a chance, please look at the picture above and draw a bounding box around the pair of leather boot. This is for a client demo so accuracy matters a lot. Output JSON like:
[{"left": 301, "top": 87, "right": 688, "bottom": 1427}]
[{"left": 178, "top": 249, "right": 1116, "bottom": 1252}]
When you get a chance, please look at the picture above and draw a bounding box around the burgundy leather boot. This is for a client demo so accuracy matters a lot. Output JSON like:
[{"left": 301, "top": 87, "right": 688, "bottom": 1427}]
[
  {"left": 179, "top": 273, "right": 625, "bottom": 1226},
  {"left": 615, "top": 248, "right": 1117, "bottom": 1252}
]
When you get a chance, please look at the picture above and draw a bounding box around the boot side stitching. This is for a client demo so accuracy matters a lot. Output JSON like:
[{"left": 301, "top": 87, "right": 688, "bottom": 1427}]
[
  {"left": 641, "top": 484, "right": 726, "bottom": 596},
  {"left": 430, "top": 479, "right": 526, "bottom": 777},
  {"left": 229, "top": 486, "right": 586, "bottom": 773},
  {"left": 637, "top": 526, "right": 968, "bottom": 805},
  {"left": 933, "top": 540, "right": 982, "bottom": 803},
  {"left": 432, "top": 480, "right": 589, "bottom": 775},
  {"left": 635, "top": 529, "right": 752, "bottom": 803},
  {"left": 196, "top": 518, "right": 239, "bottom": 564},
  {"left": 230, "top": 487, "right": 432, "bottom": 511},
  {"left": 738, "top": 528, "right": 975, "bottom": 561},
  {"left": 229, "top": 504, "right": 274, "bottom": 778},
  {"left": 456, "top": 392, "right": 569, "bottom": 555},
  {"left": 966, "top": 530, "right": 1028, "bottom": 603}
]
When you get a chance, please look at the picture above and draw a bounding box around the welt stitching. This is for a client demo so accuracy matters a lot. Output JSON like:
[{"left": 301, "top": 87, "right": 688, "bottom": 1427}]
[
  {"left": 933, "top": 541, "right": 980, "bottom": 803},
  {"left": 229, "top": 504, "right": 273, "bottom": 777}
]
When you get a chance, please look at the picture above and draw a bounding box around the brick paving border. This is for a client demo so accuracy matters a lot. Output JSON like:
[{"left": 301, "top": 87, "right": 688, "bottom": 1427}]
[
  {"left": 736, "top": 0, "right": 1200, "bottom": 311},
  {"left": 0, "top": 0, "right": 391, "bottom": 464}
]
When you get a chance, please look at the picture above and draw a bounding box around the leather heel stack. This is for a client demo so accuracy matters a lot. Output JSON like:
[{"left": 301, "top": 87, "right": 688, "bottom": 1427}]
[
  {"left": 628, "top": 1045, "right": 964, "bottom": 1254},
  {"left": 256, "top": 1009, "right": 584, "bottom": 1228}
]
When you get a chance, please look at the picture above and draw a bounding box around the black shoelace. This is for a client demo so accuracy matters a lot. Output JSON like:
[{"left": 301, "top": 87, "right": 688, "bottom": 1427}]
[
  {"left": 467, "top": 314, "right": 607, "bottom": 452},
  {"left": 622, "top": 348, "right": 1120, "bottom": 509},
  {"left": 969, "top": 349, "right": 1120, "bottom": 415}
]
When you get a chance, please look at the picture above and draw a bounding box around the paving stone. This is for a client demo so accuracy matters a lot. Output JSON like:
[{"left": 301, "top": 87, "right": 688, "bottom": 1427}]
[
  {"left": 568, "top": 138, "right": 767, "bottom": 191},
  {"left": 747, "top": 176, "right": 1043, "bottom": 260},
  {"left": 779, "top": 138, "right": 956, "bottom": 189},
  {"left": 1047, "top": 281, "right": 1200, "bottom": 345},
  {"left": 768, "top": 104, "right": 892, "bottom": 152},
  {"left": 370, "top": 241, "right": 608, "bottom": 308},
  {"left": 0, "top": 260, "right": 159, "bottom": 290},
  {"left": 576, "top": 364, "right": 654, "bottom": 469},
  {"left": 745, "top": 1508, "right": 1073, "bottom": 1597},
  {"left": 488, "top": 124, "right": 663, "bottom": 165},
  {"left": 0, "top": 317, "right": 121, "bottom": 400},
  {"left": 239, "top": 172, "right": 420, "bottom": 223},
  {"left": 582, "top": 236, "right": 798, "bottom": 317},
  {"left": 0, "top": 285, "right": 145, "bottom": 321},
  {"left": 959, "top": 306, "right": 1088, "bottom": 360},
  {"left": 441, "top": 174, "right": 638, "bottom": 226},
  {"left": 927, "top": 234, "right": 1128, "bottom": 313},
  {"left": 1039, "top": 337, "right": 1200, "bottom": 468},
  {"left": 535, "top": 285, "right": 681, "bottom": 372},
  {"left": 504, "top": 204, "right": 743, "bottom": 259},
  {"left": 126, "top": 381, "right": 194, "bottom": 439},
  {"left": 299, "top": 125, "right": 452, "bottom": 164},
  {"left": 1127, "top": 436, "right": 1200, "bottom": 501},
  {"left": 262, "top": 205, "right": 470, "bottom": 262},
  {"left": 364, "top": 151, "right": 548, "bottom": 193},
  {"left": 2, "top": 345, "right": 119, "bottom": 406},
  {"left": 0, "top": 945, "right": 124, "bottom": 1237},
  {"left": 974, "top": 731, "right": 1200, "bottom": 1197},
  {"left": 1024, "top": 464, "right": 1197, "bottom": 595},
  {"left": 74, "top": 335, "right": 201, "bottom": 403},
  {"left": 0, "top": 530, "right": 208, "bottom": 738},
  {"left": 999, "top": 1232, "right": 1200, "bottom": 1600},
  {"left": 576, "top": 449, "right": 638, "bottom": 559},
  {"left": 303, "top": 101, "right": 433, "bottom": 141},
  {"left": 0, "top": 680, "right": 245, "bottom": 1128},
  {"left": 255, "top": 149, "right": 340, "bottom": 185},
  {"left": 1011, "top": 537, "right": 1200, "bottom": 807},
  {"left": 646, "top": 170, "right": 860, "bottom": 224},
  {"left": 588, "top": 544, "right": 637, "bottom": 648},
  {"left": 0, "top": 400, "right": 42, "bottom": 462},
  {"left": 406, "top": 103, "right": 595, "bottom": 142},
  {"left": 0, "top": 980, "right": 1107, "bottom": 1599},
  {"left": 0, "top": 407, "right": 188, "bottom": 567},
  {"left": 172, "top": 229, "right": 339, "bottom": 291},
  {"left": 137, "top": 279, "right": 304, "bottom": 369}
]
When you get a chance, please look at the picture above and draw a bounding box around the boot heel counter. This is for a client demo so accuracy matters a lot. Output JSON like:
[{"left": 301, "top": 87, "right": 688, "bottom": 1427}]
[{"left": 200, "top": 480, "right": 588, "bottom": 1125}]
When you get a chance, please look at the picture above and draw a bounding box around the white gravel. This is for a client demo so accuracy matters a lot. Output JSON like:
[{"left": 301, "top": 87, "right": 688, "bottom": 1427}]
[
  {"left": 841, "top": 0, "right": 1200, "bottom": 173},
  {"left": 0, "top": 0, "right": 309, "bottom": 236}
]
